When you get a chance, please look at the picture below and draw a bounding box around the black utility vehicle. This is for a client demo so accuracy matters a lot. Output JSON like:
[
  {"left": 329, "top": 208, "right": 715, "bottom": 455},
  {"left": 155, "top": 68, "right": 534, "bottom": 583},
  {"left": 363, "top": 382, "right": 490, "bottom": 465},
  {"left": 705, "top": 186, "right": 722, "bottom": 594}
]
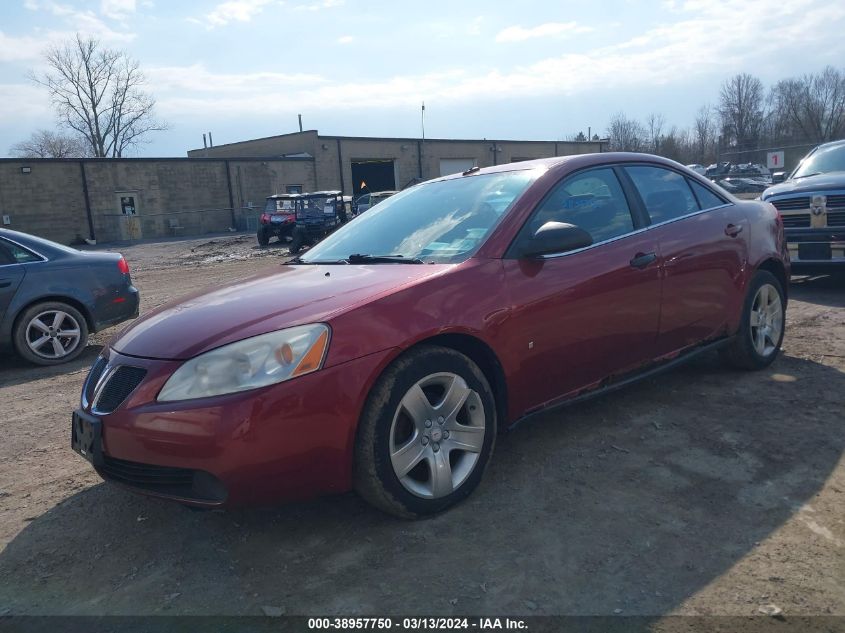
[{"left": 289, "top": 191, "right": 349, "bottom": 254}]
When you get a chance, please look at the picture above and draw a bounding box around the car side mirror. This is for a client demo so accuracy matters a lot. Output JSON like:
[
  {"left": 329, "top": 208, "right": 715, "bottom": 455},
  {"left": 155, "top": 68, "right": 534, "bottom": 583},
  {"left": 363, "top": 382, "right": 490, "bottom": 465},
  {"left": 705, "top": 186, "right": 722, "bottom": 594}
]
[
  {"left": 519, "top": 222, "right": 593, "bottom": 258},
  {"left": 771, "top": 172, "right": 785, "bottom": 184}
]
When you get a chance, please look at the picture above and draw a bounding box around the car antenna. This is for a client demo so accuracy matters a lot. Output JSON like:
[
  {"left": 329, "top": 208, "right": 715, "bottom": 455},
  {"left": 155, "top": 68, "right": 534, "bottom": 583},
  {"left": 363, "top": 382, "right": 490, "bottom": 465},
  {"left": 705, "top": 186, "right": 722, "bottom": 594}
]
[{"left": 462, "top": 165, "right": 481, "bottom": 176}]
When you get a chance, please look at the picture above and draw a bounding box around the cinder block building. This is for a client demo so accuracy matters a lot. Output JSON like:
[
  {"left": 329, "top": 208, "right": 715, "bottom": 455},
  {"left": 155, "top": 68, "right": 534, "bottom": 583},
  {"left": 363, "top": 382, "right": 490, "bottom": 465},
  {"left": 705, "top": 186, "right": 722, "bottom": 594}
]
[
  {"left": 188, "top": 130, "right": 607, "bottom": 196},
  {"left": 0, "top": 130, "right": 606, "bottom": 245}
]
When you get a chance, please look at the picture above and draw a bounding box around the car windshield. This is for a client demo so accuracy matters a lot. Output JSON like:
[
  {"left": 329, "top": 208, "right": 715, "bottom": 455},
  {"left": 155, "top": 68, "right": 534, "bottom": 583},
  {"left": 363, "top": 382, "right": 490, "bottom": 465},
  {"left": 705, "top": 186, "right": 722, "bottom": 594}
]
[
  {"left": 300, "top": 170, "right": 540, "bottom": 264},
  {"left": 792, "top": 143, "right": 845, "bottom": 179},
  {"left": 265, "top": 198, "right": 295, "bottom": 212}
]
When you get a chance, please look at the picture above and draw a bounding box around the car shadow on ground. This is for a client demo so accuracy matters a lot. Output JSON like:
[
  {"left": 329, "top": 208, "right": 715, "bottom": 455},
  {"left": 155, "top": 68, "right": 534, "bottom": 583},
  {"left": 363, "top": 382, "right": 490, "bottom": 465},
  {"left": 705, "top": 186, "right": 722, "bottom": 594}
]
[
  {"left": 0, "top": 353, "right": 842, "bottom": 618},
  {"left": 0, "top": 345, "right": 102, "bottom": 388},
  {"left": 789, "top": 274, "right": 845, "bottom": 308}
]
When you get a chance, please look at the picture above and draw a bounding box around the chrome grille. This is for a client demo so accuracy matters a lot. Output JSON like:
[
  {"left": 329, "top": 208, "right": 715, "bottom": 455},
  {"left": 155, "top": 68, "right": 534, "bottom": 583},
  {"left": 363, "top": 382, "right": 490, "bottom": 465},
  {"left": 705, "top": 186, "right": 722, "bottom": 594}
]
[
  {"left": 781, "top": 214, "right": 811, "bottom": 228},
  {"left": 826, "top": 194, "right": 845, "bottom": 209},
  {"left": 771, "top": 197, "right": 810, "bottom": 212},
  {"left": 827, "top": 210, "right": 845, "bottom": 227},
  {"left": 83, "top": 356, "right": 108, "bottom": 405},
  {"left": 94, "top": 366, "right": 147, "bottom": 414}
]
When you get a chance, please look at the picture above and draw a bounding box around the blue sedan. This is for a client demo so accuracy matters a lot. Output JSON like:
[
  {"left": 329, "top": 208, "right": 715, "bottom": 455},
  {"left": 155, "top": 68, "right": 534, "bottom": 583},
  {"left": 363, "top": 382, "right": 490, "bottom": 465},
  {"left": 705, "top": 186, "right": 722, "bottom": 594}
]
[{"left": 0, "top": 229, "right": 139, "bottom": 365}]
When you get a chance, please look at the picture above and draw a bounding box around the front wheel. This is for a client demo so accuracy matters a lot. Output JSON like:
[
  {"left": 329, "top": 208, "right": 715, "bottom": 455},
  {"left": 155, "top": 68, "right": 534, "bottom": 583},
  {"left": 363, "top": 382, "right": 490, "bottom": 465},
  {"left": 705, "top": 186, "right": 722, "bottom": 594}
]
[
  {"left": 354, "top": 346, "right": 497, "bottom": 518},
  {"left": 13, "top": 301, "right": 89, "bottom": 366},
  {"left": 721, "top": 270, "right": 785, "bottom": 370},
  {"left": 257, "top": 226, "right": 271, "bottom": 247}
]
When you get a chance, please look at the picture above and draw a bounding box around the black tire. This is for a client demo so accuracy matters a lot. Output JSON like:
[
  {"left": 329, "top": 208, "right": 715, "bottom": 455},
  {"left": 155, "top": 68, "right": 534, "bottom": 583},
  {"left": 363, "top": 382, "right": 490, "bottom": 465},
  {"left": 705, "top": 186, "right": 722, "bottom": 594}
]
[
  {"left": 257, "top": 226, "right": 270, "bottom": 247},
  {"left": 289, "top": 228, "right": 305, "bottom": 254},
  {"left": 13, "top": 301, "right": 89, "bottom": 366},
  {"left": 354, "top": 345, "right": 497, "bottom": 519},
  {"left": 721, "top": 270, "right": 785, "bottom": 370}
]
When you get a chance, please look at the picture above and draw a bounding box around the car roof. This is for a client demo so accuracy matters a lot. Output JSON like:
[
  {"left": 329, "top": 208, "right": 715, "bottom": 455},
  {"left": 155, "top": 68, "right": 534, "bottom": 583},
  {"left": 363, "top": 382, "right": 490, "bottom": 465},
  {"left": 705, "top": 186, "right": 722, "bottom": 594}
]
[
  {"left": 0, "top": 228, "right": 83, "bottom": 258},
  {"left": 433, "top": 152, "right": 691, "bottom": 183}
]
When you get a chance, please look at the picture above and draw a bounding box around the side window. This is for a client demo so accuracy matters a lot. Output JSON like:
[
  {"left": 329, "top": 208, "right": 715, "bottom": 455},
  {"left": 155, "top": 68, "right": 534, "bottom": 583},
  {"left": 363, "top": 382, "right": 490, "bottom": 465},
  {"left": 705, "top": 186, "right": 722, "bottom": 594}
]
[
  {"left": 0, "top": 239, "right": 41, "bottom": 263},
  {"left": 688, "top": 179, "right": 726, "bottom": 210},
  {"left": 527, "top": 168, "right": 635, "bottom": 244},
  {"left": 625, "top": 166, "right": 700, "bottom": 224},
  {"left": 0, "top": 243, "right": 13, "bottom": 265}
]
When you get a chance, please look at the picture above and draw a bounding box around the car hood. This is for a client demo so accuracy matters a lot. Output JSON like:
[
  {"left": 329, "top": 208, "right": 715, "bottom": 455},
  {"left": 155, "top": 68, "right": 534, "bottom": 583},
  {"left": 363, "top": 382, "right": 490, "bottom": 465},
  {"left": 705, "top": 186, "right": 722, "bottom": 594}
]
[
  {"left": 111, "top": 263, "right": 447, "bottom": 360},
  {"left": 763, "top": 172, "right": 845, "bottom": 199}
]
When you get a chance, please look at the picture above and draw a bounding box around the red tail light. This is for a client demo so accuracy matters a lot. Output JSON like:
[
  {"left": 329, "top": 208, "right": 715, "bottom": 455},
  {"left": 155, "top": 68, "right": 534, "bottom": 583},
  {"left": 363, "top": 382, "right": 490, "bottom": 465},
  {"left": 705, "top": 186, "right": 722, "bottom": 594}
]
[
  {"left": 117, "top": 257, "right": 130, "bottom": 274},
  {"left": 260, "top": 213, "right": 270, "bottom": 224}
]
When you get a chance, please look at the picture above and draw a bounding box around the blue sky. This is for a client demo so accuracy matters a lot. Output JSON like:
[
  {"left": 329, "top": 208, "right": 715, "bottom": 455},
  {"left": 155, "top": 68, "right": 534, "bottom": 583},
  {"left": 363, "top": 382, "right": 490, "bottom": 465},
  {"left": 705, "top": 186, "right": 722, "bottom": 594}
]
[{"left": 2, "top": 0, "right": 845, "bottom": 156}]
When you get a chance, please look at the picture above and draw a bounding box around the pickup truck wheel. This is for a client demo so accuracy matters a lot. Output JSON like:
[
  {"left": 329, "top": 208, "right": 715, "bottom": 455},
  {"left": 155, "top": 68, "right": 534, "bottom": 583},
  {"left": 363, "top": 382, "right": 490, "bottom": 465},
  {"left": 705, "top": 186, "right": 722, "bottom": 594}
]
[
  {"left": 721, "top": 270, "right": 785, "bottom": 370},
  {"left": 13, "top": 301, "right": 89, "bottom": 366},
  {"left": 354, "top": 346, "right": 496, "bottom": 518},
  {"left": 257, "top": 226, "right": 270, "bottom": 247}
]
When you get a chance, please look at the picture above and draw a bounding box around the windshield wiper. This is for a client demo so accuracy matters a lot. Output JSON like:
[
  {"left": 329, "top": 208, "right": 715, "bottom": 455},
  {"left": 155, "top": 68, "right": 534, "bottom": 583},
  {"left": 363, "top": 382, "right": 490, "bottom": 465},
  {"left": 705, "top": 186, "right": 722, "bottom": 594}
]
[
  {"left": 792, "top": 172, "right": 822, "bottom": 179},
  {"left": 285, "top": 256, "right": 349, "bottom": 265},
  {"left": 348, "top": 253, "right": 424, "bottom": 264}
]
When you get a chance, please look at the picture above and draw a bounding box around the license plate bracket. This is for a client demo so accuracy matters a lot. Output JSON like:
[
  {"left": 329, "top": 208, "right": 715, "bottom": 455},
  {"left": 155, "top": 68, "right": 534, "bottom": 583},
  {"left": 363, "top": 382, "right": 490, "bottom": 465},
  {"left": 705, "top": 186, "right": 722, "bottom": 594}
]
[
  {"left": 71, "top": 410, "right": 104, "bottom": 467},
  {"left": 798, "top": 242, "right": 832, "bottom": 260}
]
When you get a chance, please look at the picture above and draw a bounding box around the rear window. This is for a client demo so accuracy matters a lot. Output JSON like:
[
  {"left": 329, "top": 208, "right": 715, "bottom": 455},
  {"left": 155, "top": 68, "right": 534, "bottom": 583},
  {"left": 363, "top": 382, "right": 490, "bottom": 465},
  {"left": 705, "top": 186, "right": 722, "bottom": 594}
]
[
  {"left": 689, "top": 179, "right": 726, "bottom": 210},
  {"left": 625, "top": 166, "right": 699, "bottom": 224},
  {"left": 0, "top": 238, "right": 43, "bottom": 263}
]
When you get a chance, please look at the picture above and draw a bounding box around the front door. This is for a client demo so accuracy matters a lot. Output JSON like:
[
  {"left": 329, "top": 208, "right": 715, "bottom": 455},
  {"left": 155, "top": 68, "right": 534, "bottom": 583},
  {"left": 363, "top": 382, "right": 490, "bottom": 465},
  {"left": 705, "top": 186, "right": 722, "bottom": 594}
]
[{"left": 501, "top": 167, "right": 662, "bottom": 415}]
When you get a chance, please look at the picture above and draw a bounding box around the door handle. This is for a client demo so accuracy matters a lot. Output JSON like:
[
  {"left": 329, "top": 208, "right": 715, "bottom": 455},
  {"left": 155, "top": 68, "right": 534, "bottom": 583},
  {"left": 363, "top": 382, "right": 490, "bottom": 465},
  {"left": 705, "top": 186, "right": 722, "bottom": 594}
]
[
  {"left": 725, "top": 223, "right": 743, "bottom": 237},
  {"left": 629, "top": 252, "right": 657, "bottom": 269}
]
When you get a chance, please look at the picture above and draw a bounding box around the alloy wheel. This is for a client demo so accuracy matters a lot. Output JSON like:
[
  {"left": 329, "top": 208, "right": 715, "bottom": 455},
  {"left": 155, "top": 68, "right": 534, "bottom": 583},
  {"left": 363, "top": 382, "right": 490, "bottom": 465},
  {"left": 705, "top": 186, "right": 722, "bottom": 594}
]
[
  {"left": 749, "top": 283, "right": 783, "bottom": 358},
  {"left": 389, "top": 372, "right": 486, "bottom": 499},
  {"left": 25, "top": 310, "right": 83, "bottom": 360}
]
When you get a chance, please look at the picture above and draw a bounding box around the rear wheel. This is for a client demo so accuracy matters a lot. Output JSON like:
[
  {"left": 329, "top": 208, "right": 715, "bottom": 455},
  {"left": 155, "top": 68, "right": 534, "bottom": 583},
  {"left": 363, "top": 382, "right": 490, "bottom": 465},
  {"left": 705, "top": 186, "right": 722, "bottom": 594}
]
[
  {"left": 354, "top": 346, "right": 496, "bottom": 518},
  {"left": 289, "top": 227, "right": 306, "bottom": 254},
  {"left": 721, "top": 270, "right": 785, "bottom": 370},
  {"left": 13, "top": 301, "right": 89, "bottom": 366}
]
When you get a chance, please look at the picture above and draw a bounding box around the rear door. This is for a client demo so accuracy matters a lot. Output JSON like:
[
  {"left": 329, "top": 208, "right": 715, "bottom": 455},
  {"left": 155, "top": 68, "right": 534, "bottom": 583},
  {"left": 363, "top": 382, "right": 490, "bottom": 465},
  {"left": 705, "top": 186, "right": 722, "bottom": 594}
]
[
  {"left": 502, "top": 166, "right": 662, "bottom": 413},
  {"left": 0, "top": 241, "right": 26, "bottom": 325},
  {"left": 622, "top": 165, "right": 748, "bottom": 355}
]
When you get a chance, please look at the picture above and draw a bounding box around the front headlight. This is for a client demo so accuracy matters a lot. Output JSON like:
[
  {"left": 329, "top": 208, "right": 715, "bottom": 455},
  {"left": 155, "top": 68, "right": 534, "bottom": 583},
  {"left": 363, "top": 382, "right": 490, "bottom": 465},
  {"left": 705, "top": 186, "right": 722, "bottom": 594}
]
[{"left": 157, "top": 324, "right": 330, "bottom": 402}]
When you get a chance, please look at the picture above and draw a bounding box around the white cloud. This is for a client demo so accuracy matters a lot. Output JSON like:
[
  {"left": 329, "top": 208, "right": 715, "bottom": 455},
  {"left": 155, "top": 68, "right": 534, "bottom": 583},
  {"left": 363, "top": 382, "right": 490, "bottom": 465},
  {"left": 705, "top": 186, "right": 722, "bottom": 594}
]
[
  {"left": 153, "top": 0, "right": 845, "bottom": 122},
  {"left": 0, "top": 31, "right": 47, "bottom": 62},
  {"left": 21, "top": 1, "right": 136, "bottom": 42},
  {"left": 202, "top": 0, "right": 276, "bottom": 28},
  {"left": 293, "top": 0, "right": 344, "bottom": 11},
  {"left": 467, "top": 16, "right": 483, "bottom": 36},
  {"left": 495, "top": 21, "right": 593, "bottom": 43},
  {"left": 337, "top": 35, "right": 354, "bottom": 44},
  {"left": 100, "top": 0, "right": 136, "bottom": 20}
]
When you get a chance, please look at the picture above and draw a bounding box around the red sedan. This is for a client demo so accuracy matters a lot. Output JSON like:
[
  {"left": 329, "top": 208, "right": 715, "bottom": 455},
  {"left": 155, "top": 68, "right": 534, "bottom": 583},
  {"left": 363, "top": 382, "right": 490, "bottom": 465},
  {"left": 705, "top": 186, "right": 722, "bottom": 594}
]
[{"left": 72, "top": 153, "right": 789, "bottom": 518}]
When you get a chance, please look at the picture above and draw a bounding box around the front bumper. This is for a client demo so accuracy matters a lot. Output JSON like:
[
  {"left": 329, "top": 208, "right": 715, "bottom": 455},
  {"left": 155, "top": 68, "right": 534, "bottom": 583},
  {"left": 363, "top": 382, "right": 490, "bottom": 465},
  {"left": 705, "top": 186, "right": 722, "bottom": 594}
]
[
  {"left": 785, "top": 227, "right": 845, "bottom": 271},
  {"left": 79, "top": 346, "right": 394, "bottom": 507}
]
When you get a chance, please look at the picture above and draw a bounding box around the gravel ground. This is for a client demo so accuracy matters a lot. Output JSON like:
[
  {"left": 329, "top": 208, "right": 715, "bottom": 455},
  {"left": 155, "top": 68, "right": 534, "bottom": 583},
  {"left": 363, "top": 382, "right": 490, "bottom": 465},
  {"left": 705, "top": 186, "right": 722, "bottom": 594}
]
[{"left": 0, "top": 233, "right": 842, "bottom": 622}]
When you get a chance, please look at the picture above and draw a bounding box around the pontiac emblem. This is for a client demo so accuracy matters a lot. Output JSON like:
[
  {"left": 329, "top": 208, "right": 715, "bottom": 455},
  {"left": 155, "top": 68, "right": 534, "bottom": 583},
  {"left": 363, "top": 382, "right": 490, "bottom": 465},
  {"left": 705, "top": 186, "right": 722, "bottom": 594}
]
[{"left": 810, "top": 195, "right": 827, "bottom": 216}]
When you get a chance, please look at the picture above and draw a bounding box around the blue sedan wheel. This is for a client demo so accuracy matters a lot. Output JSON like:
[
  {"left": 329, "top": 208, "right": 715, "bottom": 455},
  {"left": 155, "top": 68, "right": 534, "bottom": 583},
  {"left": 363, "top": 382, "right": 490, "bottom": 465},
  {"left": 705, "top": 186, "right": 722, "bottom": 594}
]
[{"left": 13, "top": 301, "right": 89, "bottom": 366}]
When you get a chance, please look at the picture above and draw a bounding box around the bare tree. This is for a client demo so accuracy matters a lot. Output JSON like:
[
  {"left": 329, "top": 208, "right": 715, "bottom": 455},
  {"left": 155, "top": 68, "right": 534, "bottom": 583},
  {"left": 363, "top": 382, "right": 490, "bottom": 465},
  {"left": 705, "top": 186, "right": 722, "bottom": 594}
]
[
  {"left": 9, "top": 129, "right": 91, "bottom": 158},
  {"left": 719, "top": 73, "right": 764, "bottom": 150},
  {"left": 693, "top": 105, "right": 717, "bottom": 164},
  {"left": 769, "top": 66, "right": 845, "bottom": 143},
  {"left": 645, "top": 113, "right": 665, "bottom": 153},
  {"left": 607, "top": 112, "right": 645, "bottom": 152},
  {"left": 30, "top": 34, "right": 167, "bottom": 158}
]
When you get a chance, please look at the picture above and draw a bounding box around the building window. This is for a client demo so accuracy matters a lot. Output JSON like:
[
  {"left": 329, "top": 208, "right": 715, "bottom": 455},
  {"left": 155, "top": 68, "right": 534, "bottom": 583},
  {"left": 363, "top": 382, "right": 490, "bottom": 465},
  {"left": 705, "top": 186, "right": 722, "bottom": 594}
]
[{"left": 286, "top": 185, "right": 303, "bottom": 194}]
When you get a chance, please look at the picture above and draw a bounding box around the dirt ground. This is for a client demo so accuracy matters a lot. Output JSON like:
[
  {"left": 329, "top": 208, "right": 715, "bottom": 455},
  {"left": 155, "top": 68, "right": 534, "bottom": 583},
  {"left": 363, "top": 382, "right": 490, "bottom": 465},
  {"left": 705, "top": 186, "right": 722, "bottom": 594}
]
[{"left": 0, "top": 233, "right": 843, "bottom": 620}]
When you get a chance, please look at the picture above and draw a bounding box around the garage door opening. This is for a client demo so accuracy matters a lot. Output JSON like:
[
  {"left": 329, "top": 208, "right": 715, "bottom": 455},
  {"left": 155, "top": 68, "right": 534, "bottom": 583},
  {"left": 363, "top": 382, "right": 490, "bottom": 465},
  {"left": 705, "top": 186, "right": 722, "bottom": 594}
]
[{"left": 352, "top": 159, "right": 395, "bottom": 196}]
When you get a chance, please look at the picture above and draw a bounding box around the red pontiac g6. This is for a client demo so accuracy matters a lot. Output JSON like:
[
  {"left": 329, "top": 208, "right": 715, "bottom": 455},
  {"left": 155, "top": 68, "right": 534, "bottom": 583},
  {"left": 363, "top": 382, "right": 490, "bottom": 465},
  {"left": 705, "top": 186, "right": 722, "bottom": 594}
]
[{"left": 72, "top": 153, "right": 789, "bottom": 518}]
